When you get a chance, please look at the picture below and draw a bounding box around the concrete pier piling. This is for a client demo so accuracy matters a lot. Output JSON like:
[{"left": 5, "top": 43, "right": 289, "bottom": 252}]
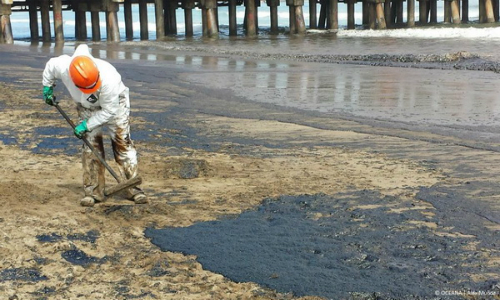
[{"left": 0, "top": 0, "right": 498, "bottom": 44}]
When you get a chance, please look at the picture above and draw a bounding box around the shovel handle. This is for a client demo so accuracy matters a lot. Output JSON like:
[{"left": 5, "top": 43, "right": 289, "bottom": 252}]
[{"left": 54, "top": 103, "right": 122, "bottom": 183}]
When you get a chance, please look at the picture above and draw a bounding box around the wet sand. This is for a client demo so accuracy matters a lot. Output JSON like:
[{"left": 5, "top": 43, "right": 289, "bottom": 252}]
[{"left": 0, "top": 42, "right": 500, "bottom": 299}]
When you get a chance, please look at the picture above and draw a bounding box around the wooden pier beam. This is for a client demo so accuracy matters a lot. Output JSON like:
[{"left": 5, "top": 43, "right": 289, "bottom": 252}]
[
  {"left": 90, "top": 11, "right": 101, "bottom": 41},
  {"left": 255, "top": 0, "right": 260, "bottom": 31},
  {"left": 0, "top": 1, "right": 13, "bottom": 44},
  {"left": 309, "top": 0, "right": 317, "bottom": 29},
  {"left": 327, "top": 0, "right": 338, "bottom": 29},
  {"left": 53, "top": 0, "right": 64, "bottom": 42},
  {"left": 479, "top": 0, "right": 484, "bottom": 22},
  {"left": 139, "top": 0, "right": 148, "bottom": 40},
  {"left": 389, "top": 0, "right": 401, "bottom": 24},
  {"left": 75, "top": 2, "right": 88, "bottom": 41},
  {"left": 418, "top": 0, "right": 428, "bottom": 24},
  {"left": 267, "top": 0, "right": 280, "bottom": 34},
  {"left": 287, "top": 0, "right": 306, "bottom": 33},
  {"left": 289, "top": 4, "right": 296, "bottom": 32},
  {"left": 396, "top": 0, "right": 403, "bottom": 23},
  {"left": 245, "top": 0, "right": 257, "bottom": 36},
  {"left": 318, "top": 0, "right": 327, "bottom": 28},
  {"left": 295, "top": 4, "right": 306, "bottom": 33},
  {"left": 496, "top": 0, "right": 499, "bottom": 21},
  {"left": 201, "top": 3, "right": 207, "bottom": 36},
  {"left": 347, "top": 0, "right": 355, "bottom": 29},
  {"left": 450, "top": 0, "right": 461, "bottom": 23},
  {"left": 41, "top": 0, "right": 51, "bottom": 42},
  {"left": 495, "top": 0, "right": 499, "bottom": 21},
  {"left": 155, "top": 0, "right": 165, "bottom": 39},
  {"left": 183, "top": 0, "right": 195, "bottom": 37},
  {"left": 106, "top": 0, "right": 121, "bottom": 42},
  {"left": 88, "top": 1, "right": 101, "bottom": 41},
  {"left": 165, "top": 0, "right": 178, "bottom": 35},
  {"left": 124, "top": 0, "right": 133, "bottom": 40},
  {"left": 384, "top": 0, "right": 392, "bottom": 28},
  {"left": 367, "top": 0, "right": 386, "bottom": 28},
  {"left": 228, "top": 0, "right": 237, "bottom": 35},
  {"left": 462, "top": 0, "right": 469, "bottom": 21},
  {"left": 75, "top": 10, "right": 87, "bottom": 40},
  {"left": 444, "top": 0, "right": 451, "bottom": 23},
  {"left": 202, "top": 0, "right": 219, "bottom": 37},
  {"left": 389, "top": 0, "right": 396, "bottom": 23},
  {"left": 362, "top": 1, "right": 369, "bottom": 27},
  {"left": 28, "top": 0, "right": 38, "bottom": 41},
  {"left": 430, "top": 0, "right": 437, "bottom": 23},
  {"left": 485, "top": 0, "right": 496, "bottom": 22},
  {"left": 407, "top": 0, "right": 415, "bottom": 27},
  {"left": 375, "top": 2, "right": 386, "bottom": 28},
  {"left": 368, "top": 2, "right": 376, "bottom": 28}
]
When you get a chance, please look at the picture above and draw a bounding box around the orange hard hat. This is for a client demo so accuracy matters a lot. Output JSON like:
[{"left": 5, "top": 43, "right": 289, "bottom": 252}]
[{"left": 69, "top": 55, "right": 101, "bottom": 94}]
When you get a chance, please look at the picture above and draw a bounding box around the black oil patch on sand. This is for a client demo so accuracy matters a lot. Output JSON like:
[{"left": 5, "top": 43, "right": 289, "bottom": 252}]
[
  {"left": 0, "top": 268, "right": 47, "bottom": 282},
  {"left": 145, "top": 191, "right": 492, "bottom": 299}
]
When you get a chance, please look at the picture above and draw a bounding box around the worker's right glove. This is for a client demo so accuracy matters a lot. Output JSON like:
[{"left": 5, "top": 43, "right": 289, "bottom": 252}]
[{"left": 43, "top": 86, "right": 57, "bottom": 106}]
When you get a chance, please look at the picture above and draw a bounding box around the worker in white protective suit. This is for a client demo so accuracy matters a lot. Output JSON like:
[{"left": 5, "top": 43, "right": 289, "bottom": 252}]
[{"left": 42, "top": 44, "right": 147, "bottom": 207}]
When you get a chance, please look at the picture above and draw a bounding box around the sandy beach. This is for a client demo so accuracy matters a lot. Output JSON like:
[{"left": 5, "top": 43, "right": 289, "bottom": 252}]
[{"left": 1, "top": 41, "right": 500, "bottom": 299}]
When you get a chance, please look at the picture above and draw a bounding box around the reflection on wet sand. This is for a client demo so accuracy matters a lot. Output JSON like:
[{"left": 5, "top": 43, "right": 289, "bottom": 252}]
[
  {"left": 180, "top": 57, "right": 500, "bottom": 131},
  {"left": 27, "top": 41, "right": 500, "bottom": 138}
]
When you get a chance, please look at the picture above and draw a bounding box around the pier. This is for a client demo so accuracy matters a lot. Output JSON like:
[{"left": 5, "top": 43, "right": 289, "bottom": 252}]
[{"left": 0, "top": 0, "right": 498, "bottom": 44}]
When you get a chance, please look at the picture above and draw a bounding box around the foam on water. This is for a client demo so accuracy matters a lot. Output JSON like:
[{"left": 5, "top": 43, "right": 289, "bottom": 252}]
[{"left": 337, "top": 26, "right": 500, "bottom": 40}]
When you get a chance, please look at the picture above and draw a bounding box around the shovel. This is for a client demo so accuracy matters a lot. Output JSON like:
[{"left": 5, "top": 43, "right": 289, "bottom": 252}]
[{"left": 54, "top": 103, "right": 142, "bottom": 197}]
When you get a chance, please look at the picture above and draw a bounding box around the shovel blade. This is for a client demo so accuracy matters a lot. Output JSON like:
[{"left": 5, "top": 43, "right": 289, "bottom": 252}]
[{"left": 104, "top": 176, "right": 143, "bottom": 197}]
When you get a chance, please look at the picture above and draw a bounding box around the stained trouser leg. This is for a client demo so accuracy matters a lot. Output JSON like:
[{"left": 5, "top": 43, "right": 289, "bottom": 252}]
[
  {"left": 82, "top": 131, "right": 106, "bottom": 201},
  {"left": 78, "top": 105, "right": 105, "bottom": 201},
  {"left": 108, "top": 107, "right": 144, "bottom": 199}
]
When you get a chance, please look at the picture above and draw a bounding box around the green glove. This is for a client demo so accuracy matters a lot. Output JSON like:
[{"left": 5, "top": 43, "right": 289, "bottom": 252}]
[
  {"left": 74, "top": 119, "right": 88, "bottom": 139},
  {"left": 43, "top": 86, "right": 56, "bottom": 106}
]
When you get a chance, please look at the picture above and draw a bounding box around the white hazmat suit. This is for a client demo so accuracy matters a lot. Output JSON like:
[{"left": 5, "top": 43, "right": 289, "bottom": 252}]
[{"left": 43, "top": 44, "right": 146, "bottom": 205}]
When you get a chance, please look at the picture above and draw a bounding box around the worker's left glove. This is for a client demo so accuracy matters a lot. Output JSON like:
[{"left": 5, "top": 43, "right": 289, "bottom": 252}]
[
  {"left": 74, "top": 119, "right": 89, "bottom": 139},
  {"left": 43, "top": 86, "right": 57, "bottom": 106}
]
